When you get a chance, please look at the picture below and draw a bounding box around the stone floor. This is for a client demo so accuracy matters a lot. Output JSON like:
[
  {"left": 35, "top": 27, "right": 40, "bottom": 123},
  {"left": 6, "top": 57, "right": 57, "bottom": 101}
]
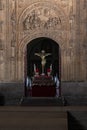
[
  {"left": 0, "top": 106, "right": 87, "bottom": 130},
  {"left": 0, "top": 106, "right": 68, "bottom": 130}
]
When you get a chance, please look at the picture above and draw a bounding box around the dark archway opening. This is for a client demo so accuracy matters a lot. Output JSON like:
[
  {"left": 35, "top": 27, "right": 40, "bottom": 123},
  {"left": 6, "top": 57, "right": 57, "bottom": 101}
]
[
  {"left": 24, "top": 37, "right": 61, "bottom": 97},
  {"left": 26, "top": 37, "right": 60, "bottom": 79}
]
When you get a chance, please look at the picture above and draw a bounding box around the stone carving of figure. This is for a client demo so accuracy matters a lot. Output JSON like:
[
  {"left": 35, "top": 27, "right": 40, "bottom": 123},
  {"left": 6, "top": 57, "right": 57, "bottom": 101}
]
[
  {"left": 23, "top": 10, "right": 41, "bottom": 30},
  {"left": 0, "top": 0, "right": 4, "bottom": 10},
  {"left": 0, "top": 21, "right": 3, "bottom": 33},
  {"left": 35, "top": 50, "right": 51, "bottom": 74}
]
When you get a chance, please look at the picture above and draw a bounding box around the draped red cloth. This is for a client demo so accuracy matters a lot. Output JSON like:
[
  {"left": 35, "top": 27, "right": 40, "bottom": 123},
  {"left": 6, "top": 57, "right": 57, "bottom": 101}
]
[
  {"left": 28, "top": 75, "right": 56, "bottom": 97},
  {"left": 31, "top": 85, "right": 56, "bottom": 97}
]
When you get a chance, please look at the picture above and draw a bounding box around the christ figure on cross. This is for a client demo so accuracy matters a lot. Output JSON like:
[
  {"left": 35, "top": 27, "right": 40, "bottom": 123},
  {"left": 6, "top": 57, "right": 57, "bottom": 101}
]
[{"left": 35, "top": 50, "right": 51, "bottom": 74}]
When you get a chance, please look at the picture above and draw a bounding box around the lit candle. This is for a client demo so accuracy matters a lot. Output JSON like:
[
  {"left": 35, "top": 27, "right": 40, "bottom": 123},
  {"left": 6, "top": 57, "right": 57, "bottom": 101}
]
[
  {"left": 34, "top": 64, "right": 36, "bottom": 72},
  {"left": 50, "top": 64, "right": 52, "bottom": 71}
]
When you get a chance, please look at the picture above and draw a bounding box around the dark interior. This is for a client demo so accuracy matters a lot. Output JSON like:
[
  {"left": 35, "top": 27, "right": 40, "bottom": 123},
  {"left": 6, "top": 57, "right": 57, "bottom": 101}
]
[{"left": 27, "top": 37, "right": 60, "bottom": 78}]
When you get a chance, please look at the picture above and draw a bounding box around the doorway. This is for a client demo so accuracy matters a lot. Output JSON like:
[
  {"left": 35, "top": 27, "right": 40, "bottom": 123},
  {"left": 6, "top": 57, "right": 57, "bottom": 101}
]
[
  {"left": 26, "top": 37, "right": 60, "bottom": 78},
  {"left": 24, "top": 37, "right": 61, "bottom": 97}
]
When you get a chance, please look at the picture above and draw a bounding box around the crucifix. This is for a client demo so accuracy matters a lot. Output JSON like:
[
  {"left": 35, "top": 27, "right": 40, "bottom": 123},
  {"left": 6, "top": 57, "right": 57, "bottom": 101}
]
[{"left": 35, "top": 50, "right": 51, "bottom": 74}]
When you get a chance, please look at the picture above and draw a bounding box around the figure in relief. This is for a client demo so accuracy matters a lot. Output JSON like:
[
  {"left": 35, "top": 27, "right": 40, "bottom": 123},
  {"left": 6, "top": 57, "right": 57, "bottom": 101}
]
[{"left": 35, "top": 50, "right": 51, "bottom": 74}]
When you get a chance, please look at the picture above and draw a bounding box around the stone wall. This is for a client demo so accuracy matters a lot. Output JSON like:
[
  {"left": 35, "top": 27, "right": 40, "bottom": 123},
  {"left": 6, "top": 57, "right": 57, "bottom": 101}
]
[
  {"left": 0, "top": 0, "right": 87, "bottom": 82},
  {"left": 0, "top": 81, "right": 87, "bottom": 105},
  {"left": 0, "top": 82, "right": 24, "bottom": 105}
]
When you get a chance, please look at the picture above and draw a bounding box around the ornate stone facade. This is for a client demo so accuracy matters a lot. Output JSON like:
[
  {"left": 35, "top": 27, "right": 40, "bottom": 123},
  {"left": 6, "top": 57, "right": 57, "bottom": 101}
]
[{"left": 0, "top": 0, "right": 87, "bottom": 82}]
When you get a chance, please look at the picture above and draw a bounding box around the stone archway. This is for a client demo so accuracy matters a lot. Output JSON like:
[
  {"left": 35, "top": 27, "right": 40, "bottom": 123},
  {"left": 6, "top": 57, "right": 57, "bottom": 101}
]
[
  {"left": 17, "top": 34, "right": 63, "bottom": 81},
  {"left": 26, "top": 37, "right": 60, "bottom": 77},
  {"left": 24, "top": 37, "right": 61, "bottom": 97},
  {"left": 17, "top": 1, "right": 68, "bottom": 81}
]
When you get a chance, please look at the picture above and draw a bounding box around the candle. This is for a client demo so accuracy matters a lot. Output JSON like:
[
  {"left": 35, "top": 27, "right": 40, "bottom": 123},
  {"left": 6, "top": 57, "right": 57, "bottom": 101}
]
[
  {"left": 50, "top": 64, "right": 52, "bottom": 71},
  {"left": 34, "top": 64, "right": 36, "bottom": 72}
]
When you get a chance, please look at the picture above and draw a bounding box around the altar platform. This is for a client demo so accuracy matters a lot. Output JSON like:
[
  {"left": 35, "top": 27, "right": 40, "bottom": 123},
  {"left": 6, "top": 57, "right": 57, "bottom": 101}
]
[
  {"left": 23, "top": 74, "right": 62, "bottom": 106},
  {"left": 20, "top": 97, "right": 64, "bottom": 106},
  {"left": 26, "top": 75, "right": 58, "bottom": 97}
]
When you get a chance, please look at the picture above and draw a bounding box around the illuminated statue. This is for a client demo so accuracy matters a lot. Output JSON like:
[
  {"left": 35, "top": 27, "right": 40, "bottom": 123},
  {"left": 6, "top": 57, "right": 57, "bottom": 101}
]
[{"left": 35, "top": 50, "right": 51, "bottom": 74}]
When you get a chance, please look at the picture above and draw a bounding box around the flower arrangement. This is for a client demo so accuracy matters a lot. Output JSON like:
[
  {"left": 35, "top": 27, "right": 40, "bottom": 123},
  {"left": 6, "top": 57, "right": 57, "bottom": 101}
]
[
  {"left": 36, "top": 68, "right": 39, "bottom": 72},
  {"left": 35, "top": 68, "right": 39, "bottom": 77},
  {"left": 47, "top": 68, "right": 50, "bottom": 72}
]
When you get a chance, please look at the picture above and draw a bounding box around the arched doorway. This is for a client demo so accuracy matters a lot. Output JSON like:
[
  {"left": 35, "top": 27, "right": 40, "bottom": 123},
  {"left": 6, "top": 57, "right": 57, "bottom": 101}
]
[
  {"left": 24, "top": 37, "right": 61, "bottom": 97},
  {"left": 27, "top": 37, "right": 60, "bottom": 77}
]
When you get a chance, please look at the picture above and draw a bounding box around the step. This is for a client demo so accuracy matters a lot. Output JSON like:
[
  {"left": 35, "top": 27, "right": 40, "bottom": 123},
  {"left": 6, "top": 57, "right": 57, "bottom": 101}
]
[
  {"left": 20, "top": 97, "right": 64, "bottom": 106},
  {"left": 0, "top": 107, "right": 68, "bottom": 130},
  {"left": 64, "top": 96, "right": 87, "bottom": 106}
]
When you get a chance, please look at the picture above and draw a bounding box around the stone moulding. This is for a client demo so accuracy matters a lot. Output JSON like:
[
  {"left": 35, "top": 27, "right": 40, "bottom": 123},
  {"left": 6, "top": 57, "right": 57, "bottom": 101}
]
[
  {"left": 16, "top": 1, "right": 69, "bottom": 80},
  {"left": 17, "top": 1, "right": 68, "bottom": 50}
]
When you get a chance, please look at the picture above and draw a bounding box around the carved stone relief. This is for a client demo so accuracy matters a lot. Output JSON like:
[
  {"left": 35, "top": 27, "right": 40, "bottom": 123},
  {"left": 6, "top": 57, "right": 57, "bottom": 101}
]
[
  {"left": 23, "top": 9, "right": 61, "bottom": 31},
  {"left": 11, "top": 0, "right": 16, "bottom": 47},
  {"left": 0, "top": 0, "right": 4, "bottom": 10},
  {"left": 0, "top": 39, "right": 3, "bottom": 50},
  {"left": 61, "top": 0, "right": 69, "bottom": 8},
  {"left": 83, "top": 0, "right": 87, "bottom": 9},
  {"left": 18, "top": 0, "right": 25, "bottom": 8},
  {"left": 0, "top": 50, "right": 4, "bottom": 64},
  {"left": 18, "top": 1, "right": 68, "bottom": 51},
  {"left": 16, "top": 1, "right": 69, "bottom": 81},
  {"left": 0, "top": 21, "right": 3, "bottom": 33}
]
